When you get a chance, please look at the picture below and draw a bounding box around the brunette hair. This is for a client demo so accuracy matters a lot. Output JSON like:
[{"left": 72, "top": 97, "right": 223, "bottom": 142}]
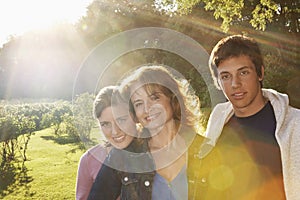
[
  {"left": 119, "top": 65, "right": 201, "bottom": 132},
  {"left": 93, "top": 85, "right": 125, "bottom": 119},
  {"left": 93, "top": 86, "right": 145, "bottom": 148},
  {"left": 209, "top": 35, "right": 264, "bottom": 89}
]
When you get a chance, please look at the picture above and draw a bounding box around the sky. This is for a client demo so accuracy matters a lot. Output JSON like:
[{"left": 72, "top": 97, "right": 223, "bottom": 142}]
[{"left": 0, "top": 0, "right": 93, "bottom": 47}]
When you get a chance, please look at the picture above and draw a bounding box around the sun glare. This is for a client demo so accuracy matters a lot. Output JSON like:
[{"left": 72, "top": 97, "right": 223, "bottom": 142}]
[{"left": 0, "top": 0, "right": 93, "bottom": 47}]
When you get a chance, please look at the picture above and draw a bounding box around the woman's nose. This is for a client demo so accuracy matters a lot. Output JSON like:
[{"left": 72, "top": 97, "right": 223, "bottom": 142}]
[
  {"left": 144, "top": 100, "right": 153, "bottom": 113},
  {"left": 111, "top": 123, "right": 120, "bottom": 135}
]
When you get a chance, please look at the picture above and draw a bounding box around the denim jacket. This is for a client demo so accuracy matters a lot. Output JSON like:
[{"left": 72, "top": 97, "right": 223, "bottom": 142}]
[
  {"left": 118, "top": 169, "right": 155, "bottom": 200},
  {"left": 116, "top": 139, "right": 155, "bottom": 200},
  {"left": 89, "top": 129, "right": 214, "bottom": 200},
  {"left": 88, "top": 137, "right": 155, "bottom": 200},
  {"left": 187, "top": 134, "right": 228, "bottom": 200}
]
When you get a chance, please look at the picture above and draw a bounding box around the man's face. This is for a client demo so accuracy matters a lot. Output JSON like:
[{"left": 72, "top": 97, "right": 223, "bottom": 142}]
[{"left": 217, "top": 55, "right": 265, "bottom": 117}]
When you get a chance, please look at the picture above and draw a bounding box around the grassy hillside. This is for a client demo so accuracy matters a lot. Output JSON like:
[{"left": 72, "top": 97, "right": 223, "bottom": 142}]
[{"left": 1, "top": 128, "right": 85, "bottom": 200}]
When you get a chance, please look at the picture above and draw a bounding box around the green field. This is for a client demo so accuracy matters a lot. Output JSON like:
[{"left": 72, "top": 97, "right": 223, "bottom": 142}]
[
  {"left": 0, "top": 111, "right": 208, "bottom": 200},
  {"left": 1, "top": 128, "right": 86, "bottom": 200}
]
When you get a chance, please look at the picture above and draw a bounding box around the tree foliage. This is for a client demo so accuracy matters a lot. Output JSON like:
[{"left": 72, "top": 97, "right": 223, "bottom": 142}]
[
  {"left": 155, "top": 0, "right": 300, "bottom": 33},
  {"left": 0, "top": 104, "right": 39, "bottom": 165},
  {"left": 40, "top": 94, "right": 95, "bottom": 142},
  {"left": 0, "top": 94, "right": 96, "bottom": 167},
  {"left": 0, "top": 0, "right": 299, "bottom": 108},
  {"left": 71, "top": 93, "right": 95, "bottom": 143},
  {"left": 41, "top": 101, "right": 72, "bottom": 135}
]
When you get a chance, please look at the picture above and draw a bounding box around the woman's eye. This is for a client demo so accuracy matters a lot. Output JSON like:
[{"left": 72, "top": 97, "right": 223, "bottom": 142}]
[
  {"left": 117, "top": 117, "right": 127, "bottom": 124},
  {"left": 134, "top": 102, "right": 143, "bottom": 108},
  {"left": 150, "top": 94, "right": 160, "bottom": 101},
  {"left": 100, "top": 122, "right": 111, "bottom": 128}
]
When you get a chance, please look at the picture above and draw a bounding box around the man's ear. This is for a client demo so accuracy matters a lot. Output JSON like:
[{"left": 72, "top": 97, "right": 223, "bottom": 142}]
[{"left": 259, "top": 66, "right": 265, "bottom": 81}]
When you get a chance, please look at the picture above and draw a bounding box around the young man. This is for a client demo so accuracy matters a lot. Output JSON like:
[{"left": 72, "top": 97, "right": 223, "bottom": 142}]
[{"left": 199, "top": 35, "right": 300, "bottom": 200}]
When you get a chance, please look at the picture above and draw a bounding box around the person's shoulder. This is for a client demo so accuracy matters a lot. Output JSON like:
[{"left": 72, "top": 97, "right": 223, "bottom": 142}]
[
  {"left": 88, "top": 143, "right": 106, "bottom": 152},
  {"left": 193, "top": 133, "right": 206, "bottom": 145},
  {"left": 188, "top": 133, "right": 206, "bottom": 153},
  {"left": 80, "top": 144, "right": 107, "bottom": 162},
  {"left": 288, "top": 105, "right": 300, "bottom": 118},
  {"left": 213, "top": 101, "right": 231, "bottom": 110},
  {"left": 265, "top": 88, "right": 300, "bottom": 112},
  {"left": 209, "top": 101, "right": 232, "bottom": 119}
]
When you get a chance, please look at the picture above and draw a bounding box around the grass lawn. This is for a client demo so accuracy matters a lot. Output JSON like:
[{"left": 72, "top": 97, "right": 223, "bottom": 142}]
[
  {"left": 0, "top": 112, "right": 209, "bottom": 200},
  {"left": 1, "top": 128, "right": 86, "bottom": 200}
]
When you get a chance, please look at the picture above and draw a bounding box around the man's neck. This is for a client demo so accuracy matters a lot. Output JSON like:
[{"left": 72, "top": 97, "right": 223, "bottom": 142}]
[{"left": 234, "top": 91, "right": 267, "bottom": 117}]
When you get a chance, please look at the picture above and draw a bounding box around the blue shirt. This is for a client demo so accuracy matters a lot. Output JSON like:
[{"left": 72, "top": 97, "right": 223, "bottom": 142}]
[{"left": 152, "top": 165, "right": 188, "bottom": 200}]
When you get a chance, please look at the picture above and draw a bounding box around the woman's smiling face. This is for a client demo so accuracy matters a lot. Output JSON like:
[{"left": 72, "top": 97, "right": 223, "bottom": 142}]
[
  {"left": 98, "top": 103, "right": 135, "bottom": 149},
  {"left": 130, "top": 86, "right": 174, "bottom": 132}
]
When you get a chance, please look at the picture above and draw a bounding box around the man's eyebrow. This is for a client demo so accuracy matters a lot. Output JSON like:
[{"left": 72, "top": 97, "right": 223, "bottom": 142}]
[
  {"left": 219, "top": 66, "right": 251, "bottom": 74},
  {"left": 219, "top": 71, "right": 230, "bottom": 74},
  {"left": 237, "top": 66, "right": 251, "bottom": 71}
]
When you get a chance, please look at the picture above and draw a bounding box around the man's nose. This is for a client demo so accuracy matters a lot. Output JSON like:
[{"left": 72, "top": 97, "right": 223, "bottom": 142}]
[{"left": 231, "top": 75, "right": 242, "bottom": 88}]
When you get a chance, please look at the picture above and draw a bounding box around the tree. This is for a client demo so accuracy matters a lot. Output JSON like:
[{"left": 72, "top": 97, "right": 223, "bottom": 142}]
[
  {"left": 76, "top": 0, "right": 165, "bottom": 47},
  {"left": 154, "top": 0, "right": 300, "bottom": 33},
  {"left": 0, "top": 106, "right": 36, "bottom": 163},
  {"left": 41, "top": 101, "right": 73, "bottom": 134},
  {"left": 72, "top": 93, "right": 95, "bottom": 142},
  {"left": 0, "top": 23, "right": 87, "bottom": 100}
]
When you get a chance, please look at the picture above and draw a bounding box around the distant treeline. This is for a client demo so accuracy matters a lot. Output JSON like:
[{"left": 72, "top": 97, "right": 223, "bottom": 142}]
[{"left": 0, "top": 93, "right": 95, "bottom": 166}]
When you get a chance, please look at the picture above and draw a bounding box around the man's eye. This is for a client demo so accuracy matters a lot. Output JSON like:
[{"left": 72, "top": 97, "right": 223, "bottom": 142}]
[
  {"left": 220, "top": 74, "right": 231, "bottom": 80},
  {"left": 240, "top": 70, "right": 249, "bottom": 76}
]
